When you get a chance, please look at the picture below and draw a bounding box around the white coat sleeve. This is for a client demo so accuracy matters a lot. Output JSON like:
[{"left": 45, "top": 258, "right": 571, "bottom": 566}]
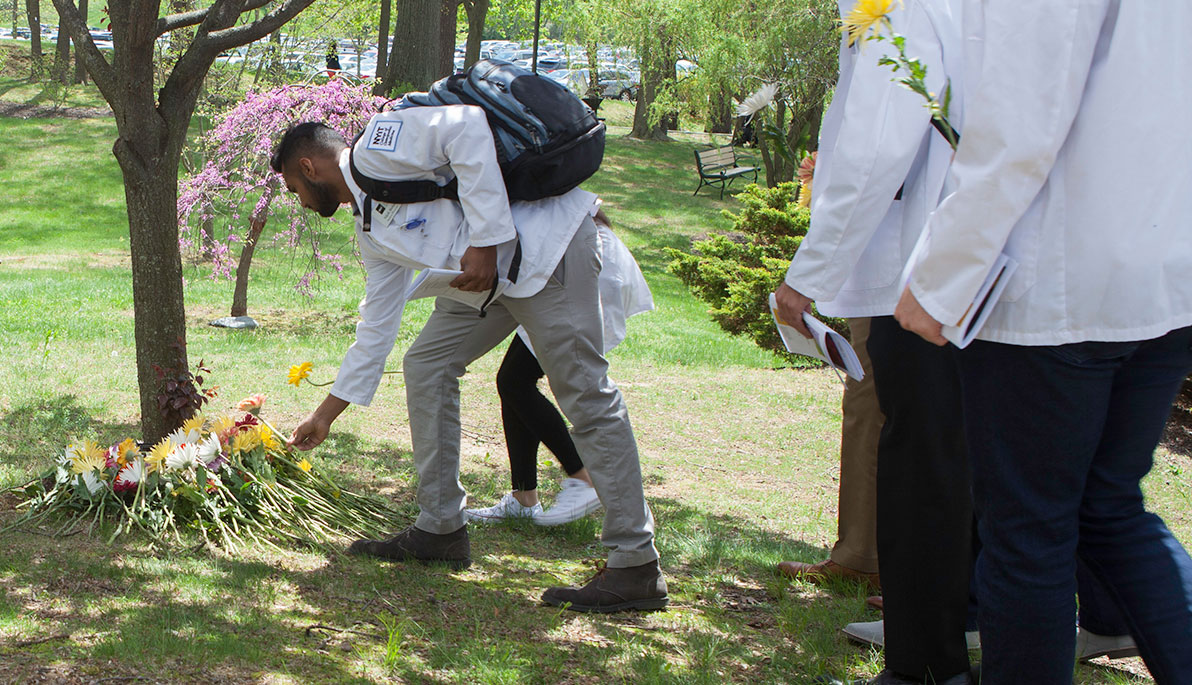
[
  {"left": 908, "top": 1, "right": 1110, "bottom": 325},
  {"left": 437, "top": 107, "right": 519, "bottom": 248},
  {"left": 330, "top": 255, "right": 413, "bottom": 407},
  {"left": 784, "top": 4, "right": 938, "bottom": 300}
]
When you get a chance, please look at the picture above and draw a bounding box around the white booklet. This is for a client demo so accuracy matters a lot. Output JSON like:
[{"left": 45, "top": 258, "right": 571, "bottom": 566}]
[
  {"left": 939, "top": 252, "right": 1018, "bottom": 349},
  {"left": 768, "top": 293, "right": 865, "bottom": 380},
  {"left": 405, "top": 268, "right": 512, "bottom": 310},
  {"left": 899, "top": 230, "right": 1018, "bottom": 349}
]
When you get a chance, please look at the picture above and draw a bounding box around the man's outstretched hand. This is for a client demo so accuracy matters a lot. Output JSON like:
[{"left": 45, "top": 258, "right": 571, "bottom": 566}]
[
  {"left": 287, "top": 395, "right": 350, "bottom": 451},
  {"left": 451, "top": 245, "right": 498, "bottom": 292}
]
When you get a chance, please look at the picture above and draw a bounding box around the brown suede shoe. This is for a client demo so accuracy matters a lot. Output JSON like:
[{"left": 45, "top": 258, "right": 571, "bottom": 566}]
[
  {"left": 866, "top": 595, "right": 883, "bottom": 612},
  {"left": 777, "top": 559, "right": 881, "bottom": 592},
  {"left": 541, "top": 560, "right": 669, "bottom": 613},
  {"left": 347, "top": 524, "right": 471, "bottom": 570}
]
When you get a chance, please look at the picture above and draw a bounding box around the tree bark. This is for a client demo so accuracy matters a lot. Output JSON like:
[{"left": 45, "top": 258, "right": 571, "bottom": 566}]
[
  {"left": 73, "top": 0, "right": 87, "bottom": 83},
  {"left": 461, "top": 0, "right": 488, "bottom": 69},
  {"left": 630, "top": 35, "right": 669, "bottom": 141},
  {"left": 438, "top": 0, "right": 457, "bottom": 77},
  {"left": 54, "top": 16, "right": 71, "bottom": 84},
  {"left": 229, "top": 181, "right": 276, "bottom": 317},
  {"left": 24, "top": 0, "right": 41, "bottom": 78},
  {"left": 376, "top": 0, "right": 391, "bottom": 77},
  {"left": 707, "top": 84, "right": 733, "bottom": 134},
  {"left": 376, "top": 0, "right": 443, "bottom": 95}
]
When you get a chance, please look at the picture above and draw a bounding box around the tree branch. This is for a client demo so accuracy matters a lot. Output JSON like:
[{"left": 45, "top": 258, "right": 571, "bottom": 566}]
[
  {"left": 203, "top": 0, "right": 318, "bottom": 55},
  {"left": 156, "top": 0, "right": 273, "bottom": 37},
  {"left": 49, "top": 0, "right": 119, "bottom": 111}
]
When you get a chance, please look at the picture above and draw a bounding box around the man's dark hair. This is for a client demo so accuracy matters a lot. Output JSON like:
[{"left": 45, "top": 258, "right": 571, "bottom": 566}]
[{"left": 270, "top": 122, "right": 348, "bottom": 173}]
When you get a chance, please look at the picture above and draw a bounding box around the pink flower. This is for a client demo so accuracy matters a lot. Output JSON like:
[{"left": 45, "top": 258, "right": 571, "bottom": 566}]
[
  {"left": 797, "top": 151, "right": 817, "bottom": 186},
  {"left": 236, "top": 393, "right": 266, "bottom": 415}
]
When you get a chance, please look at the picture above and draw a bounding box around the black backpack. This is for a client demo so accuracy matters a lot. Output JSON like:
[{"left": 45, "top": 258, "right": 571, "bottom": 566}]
[{"left": 350, "top": 59, "right": 605, "bottom": 216}]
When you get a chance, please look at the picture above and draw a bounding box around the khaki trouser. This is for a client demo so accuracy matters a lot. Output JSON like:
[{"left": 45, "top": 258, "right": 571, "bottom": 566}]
[
  {"left": 829, "top": 316, "right": 883, "bottom": 574},
  {"left": 402, "top": 216, "right": 659, "bottom": 568}
]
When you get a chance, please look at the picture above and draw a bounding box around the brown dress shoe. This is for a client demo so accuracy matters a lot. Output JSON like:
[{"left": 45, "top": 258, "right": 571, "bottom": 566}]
[
  {"left": 866, "top": 595, "right": 883, "bottom": 611},
  {"left": 541, "top": 559, "right": 669, "bottom": 613},
  {"left": 776, "top": 558, "right": 881, "bottom": 592},
  {"left": 347, "top": 524, "right": 471, "bottom": 570}
]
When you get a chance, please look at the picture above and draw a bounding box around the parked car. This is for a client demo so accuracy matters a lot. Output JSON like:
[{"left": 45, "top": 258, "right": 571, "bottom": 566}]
[{"left": 549, "top": 67, "right": 639, "bottom": 101}]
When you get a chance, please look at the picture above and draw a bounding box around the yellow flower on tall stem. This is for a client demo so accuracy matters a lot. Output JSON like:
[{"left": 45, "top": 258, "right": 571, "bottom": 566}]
[
  {"left": 841, "top": 0, "right": 902, "bottom": 46},
  {"left": 296, "top": 458, "right": 313, "bottom": 473},
  {"left": 146, "top": 438, "right": 174, "bottom": 472},
  {"left": 257, "top": 424, "right": 280, "bottom": 451},
  {"left": 231, "top": 429, "right": 261, "bottom": 454},
  {"left": 287, "top": 362, "right": 313, "bottom": 387}
]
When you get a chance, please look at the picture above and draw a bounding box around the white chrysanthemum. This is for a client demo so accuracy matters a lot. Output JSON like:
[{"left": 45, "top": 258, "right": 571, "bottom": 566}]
[
  {"left": 166, "top": 427, "right": 202, "bottom": 446},
  {"left": 197, "top": 433, "right": 223, "bottom": 467},
  {"left": 81, "top": 470, "right": 105, "bottom": 495},
  {"left": 116, "top": 459, "right": 146, "bottom": 487},
  {"left": 57, "top": 447, "right": 73, "bottom": 467},
  {"left": 737, "top": 83, "right": 778, "bottom": 118},
  {"left": 165, "top": 442, "right": 200, "bottom": 471}
]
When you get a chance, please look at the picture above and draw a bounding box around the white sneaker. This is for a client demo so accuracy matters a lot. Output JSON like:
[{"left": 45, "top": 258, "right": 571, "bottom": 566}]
[
  {"left": 463, "top": 492, "right": 543, "bottom": 522},
  {"left": 534, "top": 478, "right": 603, "bottom": 526},
  {"left": 842, "top": 619, "right": 981, "bottom": 650}
]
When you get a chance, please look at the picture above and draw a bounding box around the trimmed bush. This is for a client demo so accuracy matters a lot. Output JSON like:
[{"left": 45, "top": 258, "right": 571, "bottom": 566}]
[{"left": 667, "top": 182, "right": 847, "bottom": 364}]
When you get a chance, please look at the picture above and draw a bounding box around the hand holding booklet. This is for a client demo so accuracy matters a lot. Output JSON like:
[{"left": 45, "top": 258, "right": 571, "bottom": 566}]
[
  {"left": 768, "top": 293, "right": 865, "bottom": 380},
  {"left": 405, "top": 268, "right": 512, "bottom": 310}
]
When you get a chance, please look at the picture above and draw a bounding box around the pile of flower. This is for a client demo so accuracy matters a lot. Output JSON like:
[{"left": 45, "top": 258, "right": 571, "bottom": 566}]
[{"left": 10, "top": 397, "right": 399, "bottom": 551}]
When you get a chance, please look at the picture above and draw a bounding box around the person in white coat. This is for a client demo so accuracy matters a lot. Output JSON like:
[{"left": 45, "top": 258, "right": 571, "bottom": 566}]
[
  {"left": 775, "top": 2, "right": 976, "bottom": 682},
  {"left": 272, "top": 106, "right": 667, "bottom": 613},
  {"left": 895, "top": 2, "right": 1192, "bottom": 682},
  {"left": 465, "top": 203, "right": 654, "bottom": 526}
]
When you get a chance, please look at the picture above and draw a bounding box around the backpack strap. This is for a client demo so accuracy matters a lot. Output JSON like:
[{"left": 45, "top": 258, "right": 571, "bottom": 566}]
[{"left": 348, "top": 134, "right": 462, "bottom": 231}]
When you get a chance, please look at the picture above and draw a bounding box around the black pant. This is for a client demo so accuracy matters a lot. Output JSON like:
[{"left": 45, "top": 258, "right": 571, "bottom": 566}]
[
  {"left": 495, "top": 335, "right": 585, "bottom": 491},
  {"left": 867, "top": 316, "right": 972, "bottom": 681}
]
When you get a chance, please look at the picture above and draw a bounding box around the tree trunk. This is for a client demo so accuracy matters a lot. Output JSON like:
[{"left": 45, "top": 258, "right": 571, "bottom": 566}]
[
  {"left": 630, "top": 38, "right": 669, "bottom": 141},
  {"left": 438, "top": 0, "right": 457, "bottom": 77},
  {"left": 24, "top": 0, "right": 41, "bottom": 78},
  {"left": 116, "top": 134, "right": 190, "bottom": 445},
  {"left": 462, "top": 0, "right": 488, "bottom": 69},
  {"left": 73, "top": 0, "right": 87, "bottom": 83},
  {"left": 707, "top": 84, "right": 733, "bottom": 134},
  {"left": 377, "top": 0, "right": 391, "bottom": 77},
  {"left": 54, "top": 16, "right": 71, "bottom": 84},
  {"left": 376, "top": 0, "right": 442, "bottom": 95},
  {"left": 229, "top": 182, "right": 276, "bottom": 317}
]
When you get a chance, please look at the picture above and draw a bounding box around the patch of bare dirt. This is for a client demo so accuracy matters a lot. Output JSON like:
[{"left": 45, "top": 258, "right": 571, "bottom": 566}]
[
  {"left": 0, "top": 101, "right": 111, "bottom": 119},
  {"left": 1160, "top": 377, "right": 1192, "bottom": 458}
]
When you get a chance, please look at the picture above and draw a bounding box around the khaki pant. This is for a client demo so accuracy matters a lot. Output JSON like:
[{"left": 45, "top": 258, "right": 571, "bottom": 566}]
[
  {"left": 402, "top": 216, "right": 659, "bottom": 568},
  {"left": 829, "top": 316, "right": 883, "bottom": 574}
]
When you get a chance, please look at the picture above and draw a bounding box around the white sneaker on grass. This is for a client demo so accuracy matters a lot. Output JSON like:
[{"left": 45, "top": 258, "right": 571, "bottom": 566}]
[
  {"left": 464, "top": 492, "right": 543, "bottom": 522},
  {"left": 535, "top": 478, "right": 603, "bottom": 526}
]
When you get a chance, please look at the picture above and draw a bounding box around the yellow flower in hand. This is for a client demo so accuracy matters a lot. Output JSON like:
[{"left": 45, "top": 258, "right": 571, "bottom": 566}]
[
  {"left": 842, "top": 0, "right": 902, "bottom": 46},
  {"left": 287, "top": 362, "right": 313, "bottom": 387}
]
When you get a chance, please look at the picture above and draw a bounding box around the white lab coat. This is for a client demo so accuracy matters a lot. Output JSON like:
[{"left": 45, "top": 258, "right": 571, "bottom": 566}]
[
  {"left": 516, "top": 205, "right": 655, "bottom": 356},
  {"left": 908, "top": 1, "right": 1192, "bottom": 346},
  {"left": 784, "top": 0, "right": 963, "bottom": 319},
  {"left": 329, "top": 106, "right": 596, "bottom": 406}
]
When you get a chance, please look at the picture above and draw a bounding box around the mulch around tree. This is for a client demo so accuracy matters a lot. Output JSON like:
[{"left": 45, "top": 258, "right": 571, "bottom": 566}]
[
  {"left": 1161, "top": 379, "right": 1192, "bottom": 457},
  {"left": 0, "top": 101, "right": 111, "bottom": 119}
]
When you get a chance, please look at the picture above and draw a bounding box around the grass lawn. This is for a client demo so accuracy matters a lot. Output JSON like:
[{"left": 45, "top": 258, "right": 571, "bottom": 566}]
[{"left": 0, "top": 86, "right": 1185, "bottom": 684}]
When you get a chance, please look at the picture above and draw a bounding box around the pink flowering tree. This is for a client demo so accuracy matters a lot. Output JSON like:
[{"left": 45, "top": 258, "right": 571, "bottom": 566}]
[{"left": 179, "top": 79, "right": 383, "bottom": 317}]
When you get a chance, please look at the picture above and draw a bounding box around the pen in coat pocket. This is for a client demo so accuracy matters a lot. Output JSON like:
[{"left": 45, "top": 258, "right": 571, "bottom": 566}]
[{"left": 399, "top": 218, "right": 427, "bottom": 231}]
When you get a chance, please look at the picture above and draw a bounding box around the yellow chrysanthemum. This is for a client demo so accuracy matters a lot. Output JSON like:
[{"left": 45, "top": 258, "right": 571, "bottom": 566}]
[
  {"left": 841, "top": 0, "right": 901, "bottom": 46},
  {"left": 209, "top": 414, "right": 235, "bottom": 436},
  {"left": 296, "top": 458, "right": 313, "bottom": 473},
  {"left": 257, "top": 424, "right": 280, "bottom": 451},
  {"left": 287, "top": 361, "right": 313, "bottom": 387},
  {"left": 146, "top": 438, "right": 174, "bottom": 472},
  {"left": 231, "top": 429, "right": 261, "bottom": 454},
  {"left": 116, "top": 438, "right": 141, "bottom": 465},
  {"left": 181, "top": 414, "right": 205, "bottom": 436},
  {"left": 68, "top": 440, "right": 108, "bottom": 474}
]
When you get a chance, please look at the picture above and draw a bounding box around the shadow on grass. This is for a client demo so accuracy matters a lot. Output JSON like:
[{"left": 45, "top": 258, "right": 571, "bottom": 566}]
[
  {"left": 0, "top": 395, "right": 139, "bottom": 479},
  {"left": 0, "top": 466, "right": 864, "bottom": 684}
]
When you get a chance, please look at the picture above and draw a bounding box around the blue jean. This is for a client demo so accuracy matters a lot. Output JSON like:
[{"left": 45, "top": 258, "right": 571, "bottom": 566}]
[{"left": 954, "top": 326, "right": 1192, "bottom": 685}]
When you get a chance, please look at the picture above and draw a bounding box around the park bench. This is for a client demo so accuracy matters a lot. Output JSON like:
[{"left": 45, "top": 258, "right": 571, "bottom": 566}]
[{"left": 693, "top": 145, "right": 758, "bottom": 199}]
